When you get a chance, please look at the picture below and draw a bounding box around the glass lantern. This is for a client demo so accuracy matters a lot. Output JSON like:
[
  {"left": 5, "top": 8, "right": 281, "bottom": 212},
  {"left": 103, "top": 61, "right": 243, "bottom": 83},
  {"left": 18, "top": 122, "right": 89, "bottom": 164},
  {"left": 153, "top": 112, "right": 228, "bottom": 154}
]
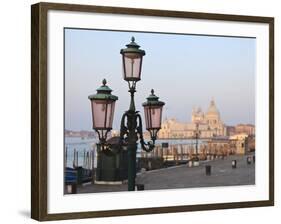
[
  {"left": 88, "top": 79, "right": 118, "bottom": 141},
  {"left": 142, "top": 89, "right": 165, "bottom": 139},
  {"left": 120, "top": 37, "right": 146, "bottom": 82}
]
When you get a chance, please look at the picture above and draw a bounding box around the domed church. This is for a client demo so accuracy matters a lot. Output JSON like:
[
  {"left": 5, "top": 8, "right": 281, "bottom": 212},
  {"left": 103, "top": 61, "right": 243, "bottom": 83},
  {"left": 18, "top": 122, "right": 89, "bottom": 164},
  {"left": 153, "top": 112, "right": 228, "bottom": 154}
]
[
  {"left": 192, "top": 99, "right": 226, "bottom": 137},
  {"left": 159, "top": 99, "right": 227, "bottom": 139}
]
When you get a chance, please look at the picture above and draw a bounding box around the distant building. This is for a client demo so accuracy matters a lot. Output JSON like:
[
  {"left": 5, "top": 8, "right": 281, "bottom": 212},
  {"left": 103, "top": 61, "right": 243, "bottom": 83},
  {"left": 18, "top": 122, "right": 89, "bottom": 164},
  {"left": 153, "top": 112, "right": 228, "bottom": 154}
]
[
  {"left": 158, "top": 99, "right": 227, "bottom": 139},
  {"left": 226, "top": 126, "right": 236, "bottom": 136},
  {"left": 235, "top": 124, "right": 255, "bottom": 136},
  {"left": 65, "top": 129, "right": 96, "bottom": 138},
  {"left": 111, "top": 130, "right": 120, "bottom": 137},
  {"left": 229, "top": 134, "right": 249, "bottom": 154}
]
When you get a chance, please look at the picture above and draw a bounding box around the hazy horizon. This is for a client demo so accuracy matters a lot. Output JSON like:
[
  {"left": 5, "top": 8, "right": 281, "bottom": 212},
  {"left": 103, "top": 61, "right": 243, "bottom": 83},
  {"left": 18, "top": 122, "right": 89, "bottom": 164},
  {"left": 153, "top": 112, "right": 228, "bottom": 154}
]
[{"left": 65, "top": 29, "right": 256, "bottom": 131}]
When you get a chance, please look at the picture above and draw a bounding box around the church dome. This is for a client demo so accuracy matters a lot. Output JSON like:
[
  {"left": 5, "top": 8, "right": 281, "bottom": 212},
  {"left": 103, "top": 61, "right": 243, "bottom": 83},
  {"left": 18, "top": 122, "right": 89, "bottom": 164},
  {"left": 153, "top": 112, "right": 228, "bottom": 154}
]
[{"left": 206, "top": 99, "right": 220, "bottom": 117}]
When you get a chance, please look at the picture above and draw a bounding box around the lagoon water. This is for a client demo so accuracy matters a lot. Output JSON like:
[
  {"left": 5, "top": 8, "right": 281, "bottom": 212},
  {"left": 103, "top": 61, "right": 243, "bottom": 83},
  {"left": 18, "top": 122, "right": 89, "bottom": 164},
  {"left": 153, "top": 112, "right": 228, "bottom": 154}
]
[
  {"left": 65, "top": 137, "right": 97, "bottom": 168},
  {"left": 65, "top": 137, "right": 205, "bottom": 169}
]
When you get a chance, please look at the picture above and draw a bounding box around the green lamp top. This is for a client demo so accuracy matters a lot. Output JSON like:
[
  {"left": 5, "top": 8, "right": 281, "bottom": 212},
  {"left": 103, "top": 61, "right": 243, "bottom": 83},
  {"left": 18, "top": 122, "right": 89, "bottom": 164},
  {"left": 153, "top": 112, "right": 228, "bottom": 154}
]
[
  {"left": 120, "top": 36, "right": 146, "bottom": 56},
  {"left": 142, "top": 89, "right": 165, "bottom": 107},
  {"left": 88, "top": 79, "right": 118, "bottom": 101}
]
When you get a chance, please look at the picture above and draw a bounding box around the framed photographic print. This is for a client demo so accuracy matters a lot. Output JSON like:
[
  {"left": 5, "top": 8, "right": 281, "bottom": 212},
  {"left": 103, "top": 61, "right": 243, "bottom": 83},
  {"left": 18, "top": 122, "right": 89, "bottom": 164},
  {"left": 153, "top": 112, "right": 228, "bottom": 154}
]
[{"left": 31, "top": 2, "right": 274, "bottom": 221}]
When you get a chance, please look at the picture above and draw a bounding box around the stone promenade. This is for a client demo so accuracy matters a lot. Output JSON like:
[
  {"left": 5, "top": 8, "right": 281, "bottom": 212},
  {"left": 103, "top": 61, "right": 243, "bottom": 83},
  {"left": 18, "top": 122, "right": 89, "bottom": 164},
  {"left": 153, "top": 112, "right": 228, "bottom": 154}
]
[{"left": 77, "top": 153, "right": 255, "bottom": 194}]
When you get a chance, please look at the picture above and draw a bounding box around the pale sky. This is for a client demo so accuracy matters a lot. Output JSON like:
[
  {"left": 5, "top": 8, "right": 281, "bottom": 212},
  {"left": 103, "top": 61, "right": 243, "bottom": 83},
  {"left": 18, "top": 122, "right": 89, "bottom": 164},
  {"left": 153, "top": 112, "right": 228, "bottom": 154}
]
[{"left": 64, "top": 28, "right": 256, "bottom": 131}]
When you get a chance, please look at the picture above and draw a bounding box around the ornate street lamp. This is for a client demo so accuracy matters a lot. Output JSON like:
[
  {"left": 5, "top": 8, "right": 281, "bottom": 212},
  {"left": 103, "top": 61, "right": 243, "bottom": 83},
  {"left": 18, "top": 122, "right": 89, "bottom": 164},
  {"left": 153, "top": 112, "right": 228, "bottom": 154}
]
[
  {"left": 89, "top": 37, "right": 165, "bottom": 191},
  {"left": 88, "top": 79, "right": 118, "bottom": 146}
]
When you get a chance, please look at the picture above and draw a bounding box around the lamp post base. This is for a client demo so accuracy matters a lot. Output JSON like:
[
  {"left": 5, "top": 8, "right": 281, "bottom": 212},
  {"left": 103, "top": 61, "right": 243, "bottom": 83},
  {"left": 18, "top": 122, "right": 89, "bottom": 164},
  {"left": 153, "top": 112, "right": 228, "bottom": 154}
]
[{"left": 127, "top": 143, "right": 137, "bottom": 191}]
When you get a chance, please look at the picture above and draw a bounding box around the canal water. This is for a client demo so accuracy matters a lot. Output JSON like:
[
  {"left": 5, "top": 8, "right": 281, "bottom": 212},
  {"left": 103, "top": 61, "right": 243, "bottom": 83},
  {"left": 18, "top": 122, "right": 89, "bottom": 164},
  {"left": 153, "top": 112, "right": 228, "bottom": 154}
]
[{"left": 65, "top": 137, "right": 206, "bottom": 168}]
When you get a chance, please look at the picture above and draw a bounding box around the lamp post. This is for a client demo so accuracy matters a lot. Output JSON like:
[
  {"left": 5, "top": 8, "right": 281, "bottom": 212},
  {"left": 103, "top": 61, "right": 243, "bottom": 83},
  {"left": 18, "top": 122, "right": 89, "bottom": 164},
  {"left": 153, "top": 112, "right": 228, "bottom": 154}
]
[
  {"left": 193, "top": 122, "right": 201, "bottom": 165},
  {"left": 88, "top": 37, "right": 165, "bottom": 191}
]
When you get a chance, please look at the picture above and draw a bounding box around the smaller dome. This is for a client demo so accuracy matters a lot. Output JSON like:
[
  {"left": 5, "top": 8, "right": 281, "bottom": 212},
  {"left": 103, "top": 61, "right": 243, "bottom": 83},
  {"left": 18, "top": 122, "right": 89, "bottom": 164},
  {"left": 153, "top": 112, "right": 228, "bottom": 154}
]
[{"left": 192, "top": 106, "right": 204, "bottom": 116}]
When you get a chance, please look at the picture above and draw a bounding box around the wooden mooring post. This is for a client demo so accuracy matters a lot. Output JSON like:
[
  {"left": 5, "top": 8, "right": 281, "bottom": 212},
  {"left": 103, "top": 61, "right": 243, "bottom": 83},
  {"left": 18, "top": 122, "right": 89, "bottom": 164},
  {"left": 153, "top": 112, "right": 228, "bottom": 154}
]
[
  {"left": 73, "top": 148, "right": 76, "bottom": 168},
  {"left": 73, "top": 148, "right": 79, "bottom": 168},
  {"left": 64, "top": 146, "right": 68, "bottom": 169},
  {"left": 83, "top": 149, "right": 86, "bottom": 168}
]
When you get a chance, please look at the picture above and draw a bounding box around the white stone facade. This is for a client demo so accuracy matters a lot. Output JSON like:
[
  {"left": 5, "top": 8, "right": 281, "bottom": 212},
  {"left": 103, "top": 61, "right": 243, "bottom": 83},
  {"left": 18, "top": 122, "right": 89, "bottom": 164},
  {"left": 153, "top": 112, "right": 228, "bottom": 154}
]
[{"left": 158, "top": 99, "right": 227, "bottom": 139}]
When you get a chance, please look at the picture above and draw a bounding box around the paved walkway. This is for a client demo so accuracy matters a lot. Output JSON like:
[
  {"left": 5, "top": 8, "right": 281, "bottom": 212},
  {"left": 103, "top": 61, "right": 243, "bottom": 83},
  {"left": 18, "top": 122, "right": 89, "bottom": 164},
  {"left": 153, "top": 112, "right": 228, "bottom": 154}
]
[{"left": 77, "top": 153, "right": 255, "bottom": 194}]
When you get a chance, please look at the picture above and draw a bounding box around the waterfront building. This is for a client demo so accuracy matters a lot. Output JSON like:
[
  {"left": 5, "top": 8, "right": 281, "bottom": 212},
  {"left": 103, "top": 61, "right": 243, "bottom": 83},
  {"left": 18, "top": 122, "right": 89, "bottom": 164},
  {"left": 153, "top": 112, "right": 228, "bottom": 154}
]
[
  {"left": 65, "top": 129, "right": 95, "bottom": 138},
  {"left": 158, "top": 99, "right": 227, "bottom": 139},
  {"left": 235, "top": 124, "right": 255, "bottom": 136},
  {"left": 226, "top": 126, "right": 236, "bottom": 136},
  {"left": 229, "top": 134, "right": 249, "bottom": 154}
]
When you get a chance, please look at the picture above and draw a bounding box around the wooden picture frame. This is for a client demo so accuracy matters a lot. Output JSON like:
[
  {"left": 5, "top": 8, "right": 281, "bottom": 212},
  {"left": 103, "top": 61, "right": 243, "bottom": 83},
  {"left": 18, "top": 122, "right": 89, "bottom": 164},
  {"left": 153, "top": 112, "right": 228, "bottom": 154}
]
[{"left": 31, "top": 2, "right": 274, "bottom": 221}]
